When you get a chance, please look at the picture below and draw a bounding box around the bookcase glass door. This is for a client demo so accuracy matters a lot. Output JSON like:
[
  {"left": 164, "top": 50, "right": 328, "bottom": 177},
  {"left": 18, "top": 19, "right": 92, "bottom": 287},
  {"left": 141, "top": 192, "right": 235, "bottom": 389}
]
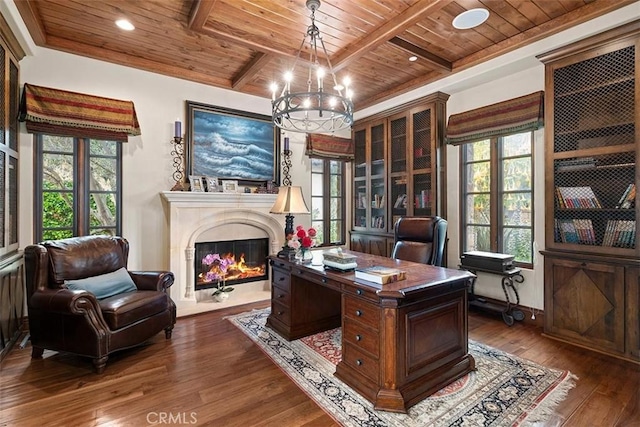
[
  {"left": 353, "top": 128, "right": 367, "bottom": 229},
  {"left": 370, "top": 123, "right": 386, "bottom": 231},
  {"left": 551, "top": 43, "right": 636, "bottom": 254}
]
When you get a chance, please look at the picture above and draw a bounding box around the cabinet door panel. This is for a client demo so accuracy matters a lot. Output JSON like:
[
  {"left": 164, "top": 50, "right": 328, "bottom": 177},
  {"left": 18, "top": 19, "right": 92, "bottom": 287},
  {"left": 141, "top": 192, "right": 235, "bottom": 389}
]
[
  {"left": 626, "top": 267, "right": 639, "bottom": 359},
  {"left": 545, "top": 257, "right": 625, "bottom": 353}
]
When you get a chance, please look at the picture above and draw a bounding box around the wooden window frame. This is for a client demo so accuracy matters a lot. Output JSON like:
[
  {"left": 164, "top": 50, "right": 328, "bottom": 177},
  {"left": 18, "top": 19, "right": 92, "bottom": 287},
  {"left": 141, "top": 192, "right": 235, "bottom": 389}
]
[{"left": 311, "top": 158, "right": 346, "bottom": 246}]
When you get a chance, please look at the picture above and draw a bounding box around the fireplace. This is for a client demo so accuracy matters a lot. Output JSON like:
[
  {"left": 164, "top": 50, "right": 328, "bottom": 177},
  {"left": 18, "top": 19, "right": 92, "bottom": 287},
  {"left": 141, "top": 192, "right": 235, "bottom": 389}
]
[{"left": 194, "top": 238, "right": 269, "bottom": 291}]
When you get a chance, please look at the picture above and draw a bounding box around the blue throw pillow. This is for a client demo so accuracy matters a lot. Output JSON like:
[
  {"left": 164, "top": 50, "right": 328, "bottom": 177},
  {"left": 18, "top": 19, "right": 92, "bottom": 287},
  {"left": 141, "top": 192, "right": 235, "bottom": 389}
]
[{"left": 65, "top": 267, "right": 137, "bottom": 300}]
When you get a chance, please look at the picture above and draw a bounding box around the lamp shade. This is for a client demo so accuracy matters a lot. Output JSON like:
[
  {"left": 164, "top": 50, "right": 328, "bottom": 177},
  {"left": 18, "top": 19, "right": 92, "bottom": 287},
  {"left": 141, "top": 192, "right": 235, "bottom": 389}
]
[{"left": 270, "top": 186, "right": 310, "bottom": 214}]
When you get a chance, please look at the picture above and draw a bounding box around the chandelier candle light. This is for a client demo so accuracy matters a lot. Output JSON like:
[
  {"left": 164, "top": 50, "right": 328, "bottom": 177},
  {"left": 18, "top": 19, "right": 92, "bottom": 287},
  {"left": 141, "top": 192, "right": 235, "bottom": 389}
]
[{"left": 270, "top": 0, "right": 354, "bottom": 133}]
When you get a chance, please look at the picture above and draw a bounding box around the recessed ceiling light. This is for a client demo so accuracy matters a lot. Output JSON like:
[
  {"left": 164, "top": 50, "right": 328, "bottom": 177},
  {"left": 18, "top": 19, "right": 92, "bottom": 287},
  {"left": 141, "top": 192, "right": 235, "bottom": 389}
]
[
  {"left": 409, "top": 56, "right": 418, "bottom": 62},
  {"left": 115, "top": 19, "right": 135, "bottom": 31},
  {"left": 452, "top": 8, "right": 489, "bottom": 30}
]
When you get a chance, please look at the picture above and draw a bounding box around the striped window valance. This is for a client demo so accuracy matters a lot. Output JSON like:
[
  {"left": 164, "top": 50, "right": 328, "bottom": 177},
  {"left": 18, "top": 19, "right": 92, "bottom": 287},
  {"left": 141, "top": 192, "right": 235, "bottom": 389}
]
[
  {"left": 19, "top": 83, "right": 141, "bottom": 141},
  {"left": 305, "top": 133, "right": 354, "bottom": 161},
  {"left": 446, "top": 91, "right": 544, "bottom": 145}
]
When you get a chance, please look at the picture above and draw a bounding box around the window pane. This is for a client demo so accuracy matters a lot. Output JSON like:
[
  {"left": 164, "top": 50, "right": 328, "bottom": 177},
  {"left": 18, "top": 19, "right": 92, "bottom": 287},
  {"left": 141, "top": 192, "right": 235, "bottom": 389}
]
[
  {"left": 90, "top": 227, "right": 117, "bottom": 236},
  {"left": 311, "top": 173, "right": 324, "bottom": 196},
  {"left": 330, "top": 197, "right": 341, "bottom": 220},
  {"left": 89, "top": 193, "right": 116, "bottom": 227},
  {"left": 43, "top": 153, "right": 74, "bottom": 190},
  {"left": 465, "top": 161, "right": 490, "bottom": 192},
  {"left": 90, "top": 157, "right": 117, "bottom": 191},
  {"left": 330, "top": 220, "right": 342, "bottom": 243},
  {"left": 502, "top": 133, "right": 531, "bottom": 157},
  {"left": 503, "top": 227, "right": 532, "bottom": 263},
  {"left": 503, "top": 193, "right": 532, "bottom": 226},
  {"left": 311, "top": 158, "right": 323, "bottom": 172},
  {"left": 43, "top": 135, "right": 73, "bottom": 153},
  {"left": 503, "top": 157, "right": 531, "bottom": 191},
  {"left": 90, "top": 139, "right": 117, "bottom": 156},
  {"left": 466, "top": 225, "right": 491, "bottom": 251},
  {"left": 466, "top": 194, "right": 490, "bottom": 224},
  {"left": 43, "top": 229, "right": 73, "bottom": 240},
  {"left": 330, "top": 160, "right": 342, "bottom": 174},
  {"left": 43, "top": 191, "right": 74, "bottom": 227},
  {"left": 330, "top": 174, "right": 342, "bottom": 196},
  {"left": 464, "top": 139, "right": 490, "bottom": 161},
  {"left": 311, "top": 196, "right": 323, "bottom": 220}
]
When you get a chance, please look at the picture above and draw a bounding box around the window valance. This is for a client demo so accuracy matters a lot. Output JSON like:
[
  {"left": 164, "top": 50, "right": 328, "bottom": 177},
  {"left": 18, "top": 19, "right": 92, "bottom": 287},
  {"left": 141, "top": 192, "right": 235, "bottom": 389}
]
[
  {"left": 446, "top": 91, "right": 544, "bottom": 145},
  {"left": 19, "top": 83, "right": 141, "bottom": 141},
  {"left": 305, "top": 133, "right": 354, "bottom": 161}
]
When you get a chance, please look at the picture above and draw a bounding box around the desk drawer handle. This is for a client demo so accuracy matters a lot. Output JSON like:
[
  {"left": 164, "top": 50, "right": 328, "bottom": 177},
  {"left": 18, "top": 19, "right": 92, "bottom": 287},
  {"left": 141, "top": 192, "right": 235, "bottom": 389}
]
[
  {"left": 355, "top": 310, "right": 362, "bottom": 317},
  {"left": 356, "top": 289, "right": 363, "bottom": 295},
  {"left": 355, "top": 334, "right": 362, "bottom": 341},
  {"left": 322, "top": 278, "right": 327, "bottom": 283},
  {"left": 278, "top": 276, "right": 285, "bottom": 281},
  {"left": 277, "top": 294, "right": 285, "bottom": 299},
  {"left": 277, "top": 310, "right": 284, "bottom": 316},
  {"left": 356, "top": 359, "right": 363, "bottom": 366}
]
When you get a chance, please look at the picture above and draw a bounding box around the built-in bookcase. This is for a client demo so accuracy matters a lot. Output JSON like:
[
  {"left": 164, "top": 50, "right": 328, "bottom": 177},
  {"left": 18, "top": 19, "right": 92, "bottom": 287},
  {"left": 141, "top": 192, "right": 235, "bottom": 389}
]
[{"left": 539, "top": 22, "right": 639, "bottom": 364}]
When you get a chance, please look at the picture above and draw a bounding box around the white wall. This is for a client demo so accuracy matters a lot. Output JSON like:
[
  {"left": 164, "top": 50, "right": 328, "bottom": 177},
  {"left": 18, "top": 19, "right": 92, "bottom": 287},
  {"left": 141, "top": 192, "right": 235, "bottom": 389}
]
[{"left": 4, "top": 2, "right": 639, "bottom": 311}]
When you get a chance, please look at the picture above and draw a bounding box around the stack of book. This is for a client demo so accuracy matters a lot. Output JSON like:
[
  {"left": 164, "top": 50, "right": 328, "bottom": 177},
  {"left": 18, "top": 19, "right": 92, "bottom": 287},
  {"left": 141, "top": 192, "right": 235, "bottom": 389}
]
[
  {"left": 554, "top": 219, "right": 596, "bottom": 244},
  {"left": 555, "top": 186, "right": 602, "bottom": 208},
  {"left": 602, "top": 220, "right": 636, "bottom": 248},
  {"left": 354, "top": 266, "right": 406, "bottom": 285}
]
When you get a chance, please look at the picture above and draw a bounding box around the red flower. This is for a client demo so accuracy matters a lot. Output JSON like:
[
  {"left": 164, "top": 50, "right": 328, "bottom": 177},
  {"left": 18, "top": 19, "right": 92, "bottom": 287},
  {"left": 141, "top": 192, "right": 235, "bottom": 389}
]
[
  {"left": 296, "top": 229, "right": 307, "bottom": 239},
  {"left": 301, "top": 236, "right": 313, "bottom": 248},
  {"left": 307, "top": 227, "right": 317, "bottom": 237}
]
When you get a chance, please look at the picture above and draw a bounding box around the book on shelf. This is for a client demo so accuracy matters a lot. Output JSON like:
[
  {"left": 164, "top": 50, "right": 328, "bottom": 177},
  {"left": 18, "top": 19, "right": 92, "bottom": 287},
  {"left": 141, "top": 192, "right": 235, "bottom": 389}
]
[
  {"left": 603, "top": 219, "right": 636, "bottom": 248},
  {"left": 355, "top": 266, "right": 406, "bottom": 285},
  {"left": 556, "top": 157, "right": 596, "bottom": 171},
  {"left": 393, "top": 194, "right": 407, "bottom": 209},
  {"left": 555, "top": 218, "right": 596, "bottom": 245},
  {"left": 556, "top": 186, "right": 601, "bottom": 209},
  {"left": 616, "top": 183, "right": 636, "bottom": 209}
]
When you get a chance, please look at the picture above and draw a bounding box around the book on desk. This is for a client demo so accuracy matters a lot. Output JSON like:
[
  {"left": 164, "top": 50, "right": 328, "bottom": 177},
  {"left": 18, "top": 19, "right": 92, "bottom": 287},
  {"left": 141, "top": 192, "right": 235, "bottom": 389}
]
[{"left": 354, "top": 266, "right": 406, "bottom": 284}]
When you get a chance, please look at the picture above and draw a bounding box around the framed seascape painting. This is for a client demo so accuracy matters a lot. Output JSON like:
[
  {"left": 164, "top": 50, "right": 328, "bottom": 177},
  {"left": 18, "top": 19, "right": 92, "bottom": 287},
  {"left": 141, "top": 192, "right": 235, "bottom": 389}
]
[{"left": 185, "top": 101, "right": 280, "bottom": 185}]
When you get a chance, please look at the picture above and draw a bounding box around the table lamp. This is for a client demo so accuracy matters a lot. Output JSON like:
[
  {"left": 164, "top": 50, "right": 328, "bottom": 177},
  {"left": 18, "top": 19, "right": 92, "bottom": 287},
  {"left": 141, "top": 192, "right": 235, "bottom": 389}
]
[{"left": 270, "top": 185, "right": 310, "bottom": 258}]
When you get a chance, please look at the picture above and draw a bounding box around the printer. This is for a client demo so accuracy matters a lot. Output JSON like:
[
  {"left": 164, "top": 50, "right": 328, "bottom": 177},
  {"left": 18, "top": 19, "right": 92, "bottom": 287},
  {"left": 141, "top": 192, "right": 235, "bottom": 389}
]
[{"left": 460, "top": 251, "right": 515, "bottom": 273}]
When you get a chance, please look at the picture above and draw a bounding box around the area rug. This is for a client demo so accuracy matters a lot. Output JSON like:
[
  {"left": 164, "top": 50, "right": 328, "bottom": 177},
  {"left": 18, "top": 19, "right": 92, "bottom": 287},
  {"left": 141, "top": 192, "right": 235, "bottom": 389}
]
[{"left": 227, "top": 308, "right": 576, "bottom": 427}]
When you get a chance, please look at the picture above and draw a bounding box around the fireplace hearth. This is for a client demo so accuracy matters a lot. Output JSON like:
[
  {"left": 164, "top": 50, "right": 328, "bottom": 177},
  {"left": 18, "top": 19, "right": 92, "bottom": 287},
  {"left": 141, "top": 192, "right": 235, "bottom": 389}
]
[{"left": 194, "top": 238, "right": 269, "bottom": 291}]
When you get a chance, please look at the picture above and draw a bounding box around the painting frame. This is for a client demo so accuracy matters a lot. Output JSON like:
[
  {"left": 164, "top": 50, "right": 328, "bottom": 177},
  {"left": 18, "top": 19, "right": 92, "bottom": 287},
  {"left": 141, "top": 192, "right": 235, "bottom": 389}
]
[
  {"left": 185, "top": 101, "right": 280, "bottom": 185},
  {"left": 221, "top": 180, "right": 238, "bottom": 193}
]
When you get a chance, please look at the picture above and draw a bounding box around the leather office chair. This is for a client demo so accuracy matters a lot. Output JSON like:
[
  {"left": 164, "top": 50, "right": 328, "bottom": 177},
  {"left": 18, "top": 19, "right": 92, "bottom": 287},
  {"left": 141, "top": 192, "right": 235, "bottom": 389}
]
[
  {"left": 391, "top": 216, "right": 447, "bottom": 266},
  {"left": 24, "top": 235, "right": 176, "bottom": 373}
]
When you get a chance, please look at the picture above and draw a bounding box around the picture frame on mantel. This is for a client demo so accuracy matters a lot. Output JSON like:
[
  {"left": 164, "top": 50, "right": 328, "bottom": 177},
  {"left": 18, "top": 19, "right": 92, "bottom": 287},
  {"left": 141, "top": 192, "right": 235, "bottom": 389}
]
[{"left": 185, "top": 101, "right": 280, "bottom": 186}]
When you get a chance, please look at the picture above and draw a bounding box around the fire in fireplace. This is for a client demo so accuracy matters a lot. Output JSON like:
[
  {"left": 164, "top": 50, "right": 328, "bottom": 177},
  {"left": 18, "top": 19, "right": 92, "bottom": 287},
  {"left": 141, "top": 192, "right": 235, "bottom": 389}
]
[{"left": 194, "top": 238, "right": 269, "bottom": 291}]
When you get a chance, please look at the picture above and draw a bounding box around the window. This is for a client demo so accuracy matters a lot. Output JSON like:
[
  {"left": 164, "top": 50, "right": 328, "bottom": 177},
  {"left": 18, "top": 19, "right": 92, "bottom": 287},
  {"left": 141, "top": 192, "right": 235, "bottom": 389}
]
[
  {"left": 311, "top": 158, "right": 345, "bottom": 246},
  {"left": 35, "top": 135, "right": 122, "bottom": 241},
  {"left": 461, "top": 131, "right": 533, "bottom": 266}
]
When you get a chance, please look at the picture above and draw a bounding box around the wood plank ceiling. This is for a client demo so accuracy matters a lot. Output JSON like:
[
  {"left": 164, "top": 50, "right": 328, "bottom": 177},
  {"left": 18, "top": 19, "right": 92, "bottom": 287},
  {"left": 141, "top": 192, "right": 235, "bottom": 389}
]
[{"left": 13, "top": 0, "right": 637, "bottom": 111}]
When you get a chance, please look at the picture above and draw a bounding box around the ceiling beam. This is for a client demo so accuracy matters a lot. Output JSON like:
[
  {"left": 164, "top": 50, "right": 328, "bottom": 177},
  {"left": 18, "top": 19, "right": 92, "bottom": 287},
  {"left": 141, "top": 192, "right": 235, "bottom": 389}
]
[
  {"left": 331, "top": 0, "right": 455, "bottom": 72},
  {"left": 232, "top": 52, "right": 272, "bottom": 90},
  {"left": 13, "top": 0, "right": 47, "bottom": 46},
  {"left": 188, "top": 0, "right": 217, "bottom": 30},
  {"left": 389, "top": 37, "right": 452, "bottom": 72}
]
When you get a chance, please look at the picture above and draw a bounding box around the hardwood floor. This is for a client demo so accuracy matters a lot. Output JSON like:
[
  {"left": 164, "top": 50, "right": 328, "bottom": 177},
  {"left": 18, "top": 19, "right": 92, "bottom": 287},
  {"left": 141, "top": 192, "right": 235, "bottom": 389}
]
[{"left": 0, "top": 301, "right": 637, "bottom": 426}]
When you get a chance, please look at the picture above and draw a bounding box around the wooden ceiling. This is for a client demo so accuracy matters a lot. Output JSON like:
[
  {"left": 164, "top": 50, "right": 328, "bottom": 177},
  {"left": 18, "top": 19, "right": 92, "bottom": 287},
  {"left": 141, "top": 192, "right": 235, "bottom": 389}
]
[{"left": 13, "top": 0, "right": 636, "bottom": 110}]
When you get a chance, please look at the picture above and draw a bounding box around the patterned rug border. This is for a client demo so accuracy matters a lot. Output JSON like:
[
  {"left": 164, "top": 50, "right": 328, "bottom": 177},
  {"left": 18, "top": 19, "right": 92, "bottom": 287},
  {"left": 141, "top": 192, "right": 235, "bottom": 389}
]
[{"left": 227, "top": 308, "right": 577, "bottom": 427}]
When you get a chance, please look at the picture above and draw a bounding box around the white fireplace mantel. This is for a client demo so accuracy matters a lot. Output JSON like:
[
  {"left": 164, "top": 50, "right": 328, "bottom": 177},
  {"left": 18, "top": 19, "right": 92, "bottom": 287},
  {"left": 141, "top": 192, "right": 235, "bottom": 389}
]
[{"left": 160, "top": 191, "right": 283, "bottom": 317}]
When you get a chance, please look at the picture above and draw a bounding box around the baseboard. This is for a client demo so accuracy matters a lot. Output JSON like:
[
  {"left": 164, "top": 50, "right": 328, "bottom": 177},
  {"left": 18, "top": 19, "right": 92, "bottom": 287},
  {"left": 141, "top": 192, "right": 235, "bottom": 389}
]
[{"left": 469, "top": 294, "right": 545, "bottom": 328}]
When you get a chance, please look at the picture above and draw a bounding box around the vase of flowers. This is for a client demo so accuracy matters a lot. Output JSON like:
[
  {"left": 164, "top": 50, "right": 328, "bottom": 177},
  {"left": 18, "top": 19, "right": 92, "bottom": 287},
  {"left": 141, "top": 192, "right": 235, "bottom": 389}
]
[
  {"left": 201, "top": 253, "right": 235, "bottom": 301},
  {"left": 287, "top": 225, "right": 317, "bottom": 264},
  {"left": 212, "top": 280, "right": 234, "bottom": 302}
]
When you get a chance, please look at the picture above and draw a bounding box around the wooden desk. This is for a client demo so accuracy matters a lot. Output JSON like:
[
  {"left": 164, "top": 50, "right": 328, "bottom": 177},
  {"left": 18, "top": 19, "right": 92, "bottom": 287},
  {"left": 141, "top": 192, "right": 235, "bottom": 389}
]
[{"left": 266, "top": 251, "right": 476, "bottom": 413}]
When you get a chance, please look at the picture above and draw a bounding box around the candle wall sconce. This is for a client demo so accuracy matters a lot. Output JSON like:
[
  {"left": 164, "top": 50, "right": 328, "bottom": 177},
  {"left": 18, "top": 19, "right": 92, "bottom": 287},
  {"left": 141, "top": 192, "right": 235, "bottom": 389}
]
[
  {"left": 171, "top": 120, "right": 186, "bottom": 190},
  {"left": 281, "top": 136, "right": 292, "bottom": 186}
]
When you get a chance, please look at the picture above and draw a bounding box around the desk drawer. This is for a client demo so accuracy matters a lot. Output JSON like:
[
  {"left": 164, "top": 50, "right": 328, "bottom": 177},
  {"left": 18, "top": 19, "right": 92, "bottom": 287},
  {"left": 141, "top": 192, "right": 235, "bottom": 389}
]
[
  {"left": 272, "top": 268, "right": 290, "bottom": 291},
  {"left": 343, "top": 295, "right": 380, "bottom": 327},
  {"left": 342, "top": 342, "right": 379, "bottom": 382},
  {"left": 272, "top": 282, "right": 290, "bottom": 306},
  {"left": 343, "top": 284, "right": 379, "bottom": 303},
  {"left": 291, "top": 268, "right": 341, "bottom": 292},
  {"left": 271, "top": 300, "right": 291, "bottom": 326},
  {"left": 343, "top": 317, "right": 379, "bottom": 357}
]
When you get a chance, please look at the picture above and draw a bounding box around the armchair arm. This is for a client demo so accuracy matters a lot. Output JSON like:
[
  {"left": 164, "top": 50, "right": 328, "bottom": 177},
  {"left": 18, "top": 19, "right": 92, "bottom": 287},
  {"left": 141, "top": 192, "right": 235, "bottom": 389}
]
[
  {"left": 129, "top": 271, "right": 175, "bottom": 292},
  {"left": 29, "top": 288, "right": 103, "bottom": 315}
]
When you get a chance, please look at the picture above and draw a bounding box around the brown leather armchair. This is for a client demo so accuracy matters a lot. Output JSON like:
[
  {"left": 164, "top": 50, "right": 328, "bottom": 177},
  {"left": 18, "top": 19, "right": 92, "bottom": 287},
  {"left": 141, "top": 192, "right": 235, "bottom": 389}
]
[
  {"left": 24, "top": 235, "right": 176, "bottom": 373},
  {"left": 391, "top": 216, "right": 447, "bottom": 266}
]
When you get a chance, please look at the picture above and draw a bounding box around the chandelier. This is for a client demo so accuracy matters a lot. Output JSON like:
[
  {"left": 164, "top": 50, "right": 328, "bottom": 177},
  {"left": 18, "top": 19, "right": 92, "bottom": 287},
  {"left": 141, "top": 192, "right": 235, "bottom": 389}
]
[{"left": 270, "top": 0, "right": 354, "bottom": 133}]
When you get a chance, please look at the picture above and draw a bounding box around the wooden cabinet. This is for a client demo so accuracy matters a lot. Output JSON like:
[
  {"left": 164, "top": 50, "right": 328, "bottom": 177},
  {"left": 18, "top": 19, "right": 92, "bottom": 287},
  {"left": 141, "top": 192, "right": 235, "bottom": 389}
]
[
  {"left": 0, "top": 253, "right": 25, "bottom": 362},
  {"left": 351, "top": 92, "right": 448, "bottom": 256},
  {"left": 539, "top": 22, "right": 639, "bottom": 363}
]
